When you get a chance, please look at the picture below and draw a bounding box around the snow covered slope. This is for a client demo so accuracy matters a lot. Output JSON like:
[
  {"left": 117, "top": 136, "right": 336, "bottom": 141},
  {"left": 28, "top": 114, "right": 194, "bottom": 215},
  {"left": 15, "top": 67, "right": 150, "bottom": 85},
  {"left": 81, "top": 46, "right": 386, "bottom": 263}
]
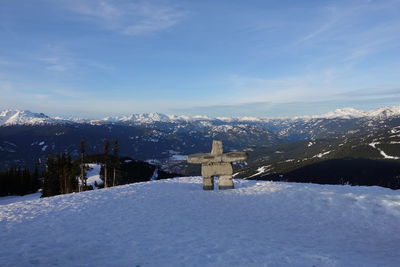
[
  {"left": 312, "top": 106, "right": 400, "bottom": 119},
  {"left": 1, "top": 177, "right": 399, "bottom": 266},
  {"left": 0, "top": 110, "right": 69, "bottom": 126},
  {"left": 0, "top": 192, "right": 41, "bottom": 205}
]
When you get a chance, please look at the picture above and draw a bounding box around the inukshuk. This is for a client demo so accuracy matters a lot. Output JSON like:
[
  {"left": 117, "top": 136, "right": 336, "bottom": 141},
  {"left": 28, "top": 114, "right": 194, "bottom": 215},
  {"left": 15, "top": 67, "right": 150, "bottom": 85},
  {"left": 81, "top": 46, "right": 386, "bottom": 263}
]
[{"left": 187, "top": 140, "right": 247, "bottom": 190}]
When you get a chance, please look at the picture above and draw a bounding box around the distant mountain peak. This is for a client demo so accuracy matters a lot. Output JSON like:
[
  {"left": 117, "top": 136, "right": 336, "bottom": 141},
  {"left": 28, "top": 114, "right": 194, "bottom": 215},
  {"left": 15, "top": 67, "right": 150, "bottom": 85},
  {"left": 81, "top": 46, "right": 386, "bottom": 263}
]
[
  {"left": 0, "top": 109, "right": 68, "bottom": 126},
  {"left": 365, "top": 106, "right": 400, "bottom": 118},
  {"left": 317, "top": 107, "right": 367, "bottom": 119},
  {"left": 293, "top": 106, "right": 400, "bottom": 120}
]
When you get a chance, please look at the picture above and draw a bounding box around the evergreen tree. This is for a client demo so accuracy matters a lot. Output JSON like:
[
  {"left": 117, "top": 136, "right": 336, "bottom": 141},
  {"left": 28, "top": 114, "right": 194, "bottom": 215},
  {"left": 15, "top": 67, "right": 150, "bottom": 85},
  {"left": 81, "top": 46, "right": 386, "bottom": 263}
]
[
  {"left": 60, "top": 153, "right": 67, "bottom": 194},
  {"left": 21, "top": 168, "right": 31, "bottom": 195},
  {"left": 103, "top": 140, "right": 110, "bottom": 188},
  {"left": 66, "top": 154, "right": 78, "bottom": 193},
  {"left": 79, "top": 140, "right": 87, "bottom": 192},
  {"left": 42, "top": 153, "right": 78, "bottom": 197},
  {"left": 42, "top": 154, "right": 60, "bottom": 197},
  {"left": 112, "top": 139, "right": 120, "bottom": 186}
]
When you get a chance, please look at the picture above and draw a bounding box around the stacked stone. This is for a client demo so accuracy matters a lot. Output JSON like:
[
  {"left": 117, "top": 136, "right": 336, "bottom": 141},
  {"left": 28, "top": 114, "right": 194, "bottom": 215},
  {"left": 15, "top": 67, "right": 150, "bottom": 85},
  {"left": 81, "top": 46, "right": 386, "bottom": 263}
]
[{"left": 187, "top": 140, "right": 247, "bottom": 190}]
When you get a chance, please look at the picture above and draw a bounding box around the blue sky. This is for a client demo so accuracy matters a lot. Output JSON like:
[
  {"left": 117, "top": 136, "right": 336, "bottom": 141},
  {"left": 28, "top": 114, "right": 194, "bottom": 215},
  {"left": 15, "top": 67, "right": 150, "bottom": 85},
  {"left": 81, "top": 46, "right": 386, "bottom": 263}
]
[{"left": 1, "top": 0, "right": 400, "bottom": 118}]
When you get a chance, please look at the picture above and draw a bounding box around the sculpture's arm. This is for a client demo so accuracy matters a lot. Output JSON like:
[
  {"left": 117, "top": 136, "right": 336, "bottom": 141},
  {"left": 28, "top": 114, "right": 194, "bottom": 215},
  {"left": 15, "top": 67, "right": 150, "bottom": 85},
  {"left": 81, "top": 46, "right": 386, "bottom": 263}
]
[
  {"left": 222, "top": 152, "right": 247, "bottom": 163},
  {"left": 187, "top": 153, "right": 220, "bottom": 164}
]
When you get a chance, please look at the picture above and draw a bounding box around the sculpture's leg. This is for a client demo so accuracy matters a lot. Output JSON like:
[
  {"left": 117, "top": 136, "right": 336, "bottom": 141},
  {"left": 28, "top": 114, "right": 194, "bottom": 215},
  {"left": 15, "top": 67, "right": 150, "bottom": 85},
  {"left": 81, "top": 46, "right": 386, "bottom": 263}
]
[
  {"left": 203, "top": 176, "right": 214, "bottom": 190},
  {"left": 219, "top": 175, "right": 234, "bottom": 190}
]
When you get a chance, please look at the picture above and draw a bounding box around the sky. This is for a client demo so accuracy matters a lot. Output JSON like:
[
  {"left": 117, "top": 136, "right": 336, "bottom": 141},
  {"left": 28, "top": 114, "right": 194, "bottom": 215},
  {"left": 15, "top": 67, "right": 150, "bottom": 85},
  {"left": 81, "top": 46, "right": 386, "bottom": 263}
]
[{"left": 1, "top": 0, "right": 400, "bottom": 118}]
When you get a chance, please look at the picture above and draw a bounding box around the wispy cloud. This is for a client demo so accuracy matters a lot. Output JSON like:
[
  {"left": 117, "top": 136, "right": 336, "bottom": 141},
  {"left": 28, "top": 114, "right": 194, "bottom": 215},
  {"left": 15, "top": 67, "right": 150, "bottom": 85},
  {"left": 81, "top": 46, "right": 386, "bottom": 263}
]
[
  {"left": 294, "top": 6, "right": 340, "bottom": 45},
  {"left": 0, "top": 79, "right": 80, "bottom": 101},
  {"left": 224, "top": 61, "right": 400, "bottom": 109},
  {"left": 293, "top": 0, "right": 400, "bottom": 58},
  {"left": 0, "top": 80, "right": 13, "bottom": 92},
  {"left": 226, "top": 72, "right": 344, "bottom": 104},
  {"left": 0, "top": 59, "right": 20, "bottom": 67},
  {"left": 36, "top": 53, "right": 112, "bottom": 73},
  {"left": 343, "top": 22, "right": 400, "bottom": 63},
  {"left": 240, "top": 1, "right": 400, "bottom": 107},
  {"left": 38, "top": 57, "right": 72, "bottom": 72},
  {"left": 65, "top": 0, "right": 185, "bottom": 35},
  {"left": 170, "top": 92, "right": 400, "bottom": 118},
  {"left": 338, "top": 87, "right": 400, "bottom": 98}
]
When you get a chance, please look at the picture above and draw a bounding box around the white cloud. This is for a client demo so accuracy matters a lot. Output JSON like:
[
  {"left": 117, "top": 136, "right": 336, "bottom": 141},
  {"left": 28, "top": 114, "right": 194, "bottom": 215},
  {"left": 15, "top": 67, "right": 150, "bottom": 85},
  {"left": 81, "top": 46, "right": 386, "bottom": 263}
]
[
  {"left": 36, "top": 53, "right": 112, "bottom": 73},
  {"left": 227, "top": 73, "right": 342, "bottom": 104},
  {"left": 0, "top": 80, "right": 13, "bottom": 93},
  {"left": 294, "top": 6, "right": 340, "bottom": 45},
  {"left": 38, "top": 57, "right": 73, "bottom": 72},
  {"left": 46, "top": 64, "right": 67, "bottom": 72},
  {"left": 65, "top": 0, "right": 185, "bottom": 35},
  {"left": 0, "top": 59, "right": 19, "bottom": 67},
  {"left": 293, "top": 0, "right": 400, "bottom": 50}
]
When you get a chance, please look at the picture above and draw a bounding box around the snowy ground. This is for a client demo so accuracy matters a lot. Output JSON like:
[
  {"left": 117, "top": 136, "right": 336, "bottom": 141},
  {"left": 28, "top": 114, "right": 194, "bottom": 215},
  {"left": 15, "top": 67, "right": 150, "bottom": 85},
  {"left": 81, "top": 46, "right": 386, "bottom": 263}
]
[
  {"left": 0, "top": 192, "right": 41, "bottom": 206},
  {"left": 1, "top": 177, "right": 399, "bottom": 266},
  {"left": 85, "top": 164, "right": 103, "bottom": 189}
]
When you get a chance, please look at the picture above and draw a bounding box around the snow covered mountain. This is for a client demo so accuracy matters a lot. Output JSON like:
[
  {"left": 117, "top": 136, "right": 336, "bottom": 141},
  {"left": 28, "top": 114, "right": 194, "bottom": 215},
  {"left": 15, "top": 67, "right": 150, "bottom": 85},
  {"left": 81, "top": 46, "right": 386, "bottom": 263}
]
[
  {"left": 310, "top": 106, "right": 400, "bottom": 120},
  {"left": 1, "top": 177, "right": 399, "bottom": 266},
  {"left": 0, "top": 109, "right": 70, "bottom": 126},
  {"left": 2, "top": 106, "right": 400, "bottom": 126},
  {"left": 310, "top": 107, "right": 367, "bottom": 119},
  {"left": 91, "top": 106, "right": 400, "bottom": 124},
  {"left": 107, "top": 106, "right": 400, "bottom": 122}
]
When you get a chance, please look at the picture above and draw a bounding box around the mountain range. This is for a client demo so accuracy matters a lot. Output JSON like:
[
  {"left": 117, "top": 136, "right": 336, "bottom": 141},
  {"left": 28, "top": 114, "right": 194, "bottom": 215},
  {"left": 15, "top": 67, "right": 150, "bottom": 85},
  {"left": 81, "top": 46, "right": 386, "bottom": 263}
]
[
  {"left": 1, "top": 106, "right": 400, "bottom": 187},
  {"left": 2, "top": 106, "right": 400, "bottom": 126}
]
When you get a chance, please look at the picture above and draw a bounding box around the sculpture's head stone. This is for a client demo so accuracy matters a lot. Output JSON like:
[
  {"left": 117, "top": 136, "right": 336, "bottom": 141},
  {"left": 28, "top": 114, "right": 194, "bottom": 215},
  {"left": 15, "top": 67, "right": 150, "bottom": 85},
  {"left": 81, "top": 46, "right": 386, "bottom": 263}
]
[{"left": 211, "top": 140, "right": 223, "bottom": 155}]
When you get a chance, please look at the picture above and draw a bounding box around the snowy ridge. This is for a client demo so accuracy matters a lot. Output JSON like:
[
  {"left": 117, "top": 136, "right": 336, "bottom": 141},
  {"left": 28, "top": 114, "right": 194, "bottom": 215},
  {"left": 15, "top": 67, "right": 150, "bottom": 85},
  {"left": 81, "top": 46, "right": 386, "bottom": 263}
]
[
  {"left": 0, "top": 110, "right": 70, "bottom": 126},
  {"left": 93, "top": 113, "right": 212, "bottom": 124},
  {"left": 1, "top": 177, "right": 399, "bottom": 266},
  {"left": 2, "top": 106, "right": 400, "bottom": 126},
  {"left": 366, "top": 106, "right": 400, "bottom": 119},
  {"left": 314, "top": 106, "right": 400, "bottom": 119},
  {"left": 314, "top": 107, "right": 367, "bottom": 119}
]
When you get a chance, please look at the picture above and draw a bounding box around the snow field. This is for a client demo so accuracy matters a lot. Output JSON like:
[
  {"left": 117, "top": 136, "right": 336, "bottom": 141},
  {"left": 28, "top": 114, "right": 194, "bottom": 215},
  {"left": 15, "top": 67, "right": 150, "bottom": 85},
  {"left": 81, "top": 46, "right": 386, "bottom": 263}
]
[
  {"left": 0, "top": 177, "right": 399, "bottom": 266},
  {"left": 0, "top": 192, "right": 41, "bottom": 206}
]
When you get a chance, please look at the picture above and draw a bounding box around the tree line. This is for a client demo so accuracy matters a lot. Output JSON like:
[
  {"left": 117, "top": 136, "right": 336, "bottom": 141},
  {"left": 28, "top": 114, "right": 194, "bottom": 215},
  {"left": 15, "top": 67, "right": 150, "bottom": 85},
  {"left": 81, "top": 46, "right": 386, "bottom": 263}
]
[
  {"left": 1, "top": 139, "right": 121, "bottom": 198},
  {"left": 42, "top": 139, "right": 121, "bottom": 197},
  {"left": 0, "top": 167, "right": 40, "bottom": 196}
]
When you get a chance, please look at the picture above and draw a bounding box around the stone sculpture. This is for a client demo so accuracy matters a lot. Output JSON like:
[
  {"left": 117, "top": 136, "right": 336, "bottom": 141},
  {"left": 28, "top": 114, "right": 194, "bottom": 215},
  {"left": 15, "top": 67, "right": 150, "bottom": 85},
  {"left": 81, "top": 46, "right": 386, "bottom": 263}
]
[{"left": 187, "top": 140, "right": 247, "bottom": 190}]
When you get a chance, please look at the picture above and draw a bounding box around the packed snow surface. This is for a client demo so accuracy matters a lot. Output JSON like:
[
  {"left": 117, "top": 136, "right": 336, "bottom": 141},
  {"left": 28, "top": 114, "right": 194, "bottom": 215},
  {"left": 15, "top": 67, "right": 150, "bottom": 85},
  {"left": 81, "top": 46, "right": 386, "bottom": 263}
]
[
  {"left": 0, "top": 192, "right": 41, "bottom": 206},
  {"left": 1, "top": 177, "right": 399, "bottom": 266}
]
